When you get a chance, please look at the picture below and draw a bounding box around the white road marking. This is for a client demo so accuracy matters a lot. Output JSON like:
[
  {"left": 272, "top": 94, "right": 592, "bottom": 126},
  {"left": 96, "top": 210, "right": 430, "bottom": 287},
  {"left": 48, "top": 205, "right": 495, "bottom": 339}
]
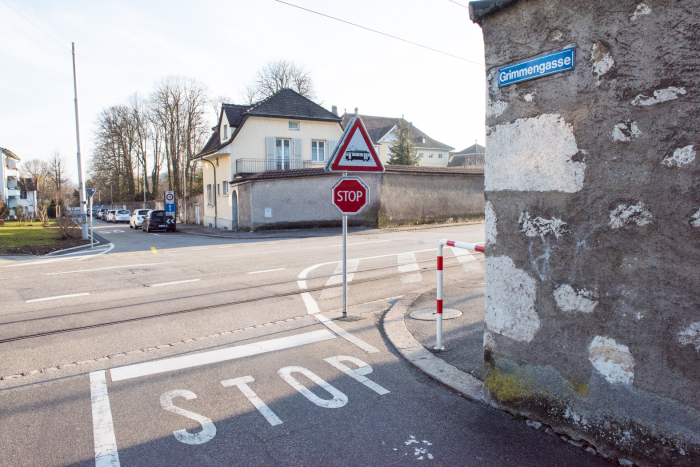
[
  {"left": 450, "top": 247, "right": 481, "bottom": 272},
  {"left": 300, "top": 292, "right": 379, "bottom": 353},
  {"left": 331, "top": 239, "right": 391, "bottom": 247},
  {"left": 3, "top": 256, "right": 84, "bottom": 268},
  {"left": 160, "top": 390, "right": 216, "bottom": 445},
  {"left": 26, "top": 292, "right": 90, "bottom": 303},
  {"left": 218, "top": 245, "right": 234, "bottom": 249},
  {"left": 89, "top": 371, "right": 120, "bottom": 467},
  {"left": 278, "top": 366, "right": 348, "bottom": 408},
  {"left": 248, "top": 268, "right": 285, "bottom": 274},
  {"left": 110, "top": 329, "right": 336, "bottom": 381},
  {"left": 297, "top": 248, "right": 437, "bottom": 289},
  {"left": 397, "top": 252, "right": 422, "bottom": 284},
  {"left": 324, "top": 356, "right": 390, "bottom": 395},
  {"left": 221, "top": 376, "right": 282, "bottom": 426},
  {"left": 43, "top": 262, "right": 174, "bottom": 276},
  {"left": 149, "top": 279, "right": 200, "bottom": 287},
  {"left": 321, "top": 260, "right": 359, "bottom": 299},
  {"left": 192, "top": 248, "right": 207, "bottom": 251}
]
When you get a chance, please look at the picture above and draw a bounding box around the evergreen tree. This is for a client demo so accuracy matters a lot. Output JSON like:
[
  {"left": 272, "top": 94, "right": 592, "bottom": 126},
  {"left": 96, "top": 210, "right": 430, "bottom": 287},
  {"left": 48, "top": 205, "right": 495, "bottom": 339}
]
[{"left": 387, "top": 120, "right": 419, "bottom": 165}]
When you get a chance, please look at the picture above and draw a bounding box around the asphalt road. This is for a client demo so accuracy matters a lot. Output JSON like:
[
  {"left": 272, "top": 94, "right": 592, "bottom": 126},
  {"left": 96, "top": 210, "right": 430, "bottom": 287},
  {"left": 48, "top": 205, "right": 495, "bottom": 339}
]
[{"left": 0, "top": 221, "right": 606, "bottom": 466}]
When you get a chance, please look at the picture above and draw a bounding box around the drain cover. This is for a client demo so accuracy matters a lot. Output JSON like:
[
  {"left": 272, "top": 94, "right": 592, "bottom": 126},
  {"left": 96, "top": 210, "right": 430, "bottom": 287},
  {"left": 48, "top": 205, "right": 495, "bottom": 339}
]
[{"left": 409, "top": 308, "right": 462, "bottom": 321}]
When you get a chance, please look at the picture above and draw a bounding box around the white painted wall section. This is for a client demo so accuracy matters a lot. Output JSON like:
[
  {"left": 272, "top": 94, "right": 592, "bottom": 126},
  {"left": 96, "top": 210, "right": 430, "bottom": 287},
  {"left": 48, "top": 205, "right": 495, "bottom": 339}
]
[
  {"left": 485, "top": 256, "right": 539, "bottom": 342},
  {"left": 588, "top": 336, "right": 635, "bottom": 384},
  {"left": 485, "top": 114, "right": 585, "bottom": 193},
  {"left": 485, "top": 201, "right": 497, "bottom": 245}
]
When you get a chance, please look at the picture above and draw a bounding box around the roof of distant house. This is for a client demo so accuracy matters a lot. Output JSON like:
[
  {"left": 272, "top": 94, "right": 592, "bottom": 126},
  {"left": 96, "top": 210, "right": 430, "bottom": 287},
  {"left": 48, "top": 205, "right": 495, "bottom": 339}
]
[
  {"left": 229, "top": 164, "right": 483, "bottom": 184},
  {"left": 340, "top": 114, "right": 454, "bottom": 151},
  {"left": 469, "top": 0, "right": 520, "bottom": 24},
  {"left": 452, "top": 143, "right": 485, "bottom": 156},
  {"left": 196, "top": 89, "right": 341, "bottom": 159},
  {"left": 18, "top": 178, "right": 37, "bottom": 192},
  {"left": 0, "top": 147, "right": 19, "bottom": 160}
]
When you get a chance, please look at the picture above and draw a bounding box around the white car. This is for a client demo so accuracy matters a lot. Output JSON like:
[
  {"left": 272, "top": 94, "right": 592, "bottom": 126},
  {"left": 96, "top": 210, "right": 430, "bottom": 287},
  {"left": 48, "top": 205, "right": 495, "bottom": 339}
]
[
  {"left": 106, "top": 210, "right": 117, "bottom": 222},
  {"left": 113, "top": 209, "right": 131, "bottom": 223},
  {"left": 130, "top": 209, "right": 151, "bottom": 229}
]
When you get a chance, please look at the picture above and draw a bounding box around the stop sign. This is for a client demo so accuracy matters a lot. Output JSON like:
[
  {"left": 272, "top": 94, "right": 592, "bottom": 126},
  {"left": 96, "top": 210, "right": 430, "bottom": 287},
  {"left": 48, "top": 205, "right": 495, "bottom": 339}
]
[{"left": 332, "top": 177, "right": 369, "bottom": 215}]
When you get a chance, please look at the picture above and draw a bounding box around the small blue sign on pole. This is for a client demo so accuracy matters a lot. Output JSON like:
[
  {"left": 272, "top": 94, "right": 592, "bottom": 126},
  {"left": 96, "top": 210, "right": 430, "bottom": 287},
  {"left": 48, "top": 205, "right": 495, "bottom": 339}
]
[
  {"left": 498, "top": 47, "right": 575, "bottom": 87},
  {"left": 165, "top": 203, "right": 175, "bottom": 215}
]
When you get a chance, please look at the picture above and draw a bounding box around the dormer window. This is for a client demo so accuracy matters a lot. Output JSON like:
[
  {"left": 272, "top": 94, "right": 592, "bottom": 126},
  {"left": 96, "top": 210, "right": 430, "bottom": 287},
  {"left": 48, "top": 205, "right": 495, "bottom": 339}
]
[
  {"left": 289, "top": 121, "right": 300, "bottom": 131},
  {"left": 223, "top": 124, "right": 228, "bottom": 138},
  {"left": 421, "top": 137, "right": 426, "bottom": 143}
]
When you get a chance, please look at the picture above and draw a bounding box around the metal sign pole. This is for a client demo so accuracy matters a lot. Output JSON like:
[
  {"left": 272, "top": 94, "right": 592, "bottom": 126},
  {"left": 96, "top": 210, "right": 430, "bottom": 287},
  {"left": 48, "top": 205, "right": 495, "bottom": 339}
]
[
  {"left": 90, "top": 197, "right": 94, "bottom": 249},
  {"left": 342, "top": 171, "right": 348, "bottom": 319}
]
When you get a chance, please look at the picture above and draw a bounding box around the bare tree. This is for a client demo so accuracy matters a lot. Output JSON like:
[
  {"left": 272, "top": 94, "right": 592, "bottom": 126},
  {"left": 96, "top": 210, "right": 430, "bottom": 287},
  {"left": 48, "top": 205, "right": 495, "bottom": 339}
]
[
  {"left": 47, "top": 151, "right": 71, "bottom": 204},
  {"left": 20, "top": 158, "right": 50, "bottom": 203},
  {"left": 244, "top": 59, "right": 316, "bottom": 103}
]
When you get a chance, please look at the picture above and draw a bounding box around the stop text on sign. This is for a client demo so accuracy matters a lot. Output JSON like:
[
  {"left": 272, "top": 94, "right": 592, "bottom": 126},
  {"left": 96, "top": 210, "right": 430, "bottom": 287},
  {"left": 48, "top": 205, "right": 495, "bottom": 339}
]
[{"left": 331, "top": 176, "right": 369, "bottom": 215}]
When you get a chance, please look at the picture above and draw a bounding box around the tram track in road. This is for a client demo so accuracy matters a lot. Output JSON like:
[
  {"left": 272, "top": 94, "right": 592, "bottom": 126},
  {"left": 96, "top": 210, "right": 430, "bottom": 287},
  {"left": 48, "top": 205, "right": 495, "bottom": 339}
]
[{"left": 0, "top": 257, "right": 484, "bottom": 344}]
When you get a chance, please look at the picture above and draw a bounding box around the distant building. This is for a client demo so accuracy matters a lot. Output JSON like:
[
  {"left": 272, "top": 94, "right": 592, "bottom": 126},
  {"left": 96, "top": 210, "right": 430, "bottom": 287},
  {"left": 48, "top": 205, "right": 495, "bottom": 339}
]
[
  {"left": 449, "top": 143, "right": 485, "bottom": 168},
  {"left": 0, "top": 147, "right": 21, "bottom": 218},
  {"left": 17, "top": 178, "right": 38, "bottom": 215},
  {"left": 192, "top": 88, "right": 343, "bottom": 229},
  {"left": 340, "top": 112, "right": 454, "bottom": 167}
]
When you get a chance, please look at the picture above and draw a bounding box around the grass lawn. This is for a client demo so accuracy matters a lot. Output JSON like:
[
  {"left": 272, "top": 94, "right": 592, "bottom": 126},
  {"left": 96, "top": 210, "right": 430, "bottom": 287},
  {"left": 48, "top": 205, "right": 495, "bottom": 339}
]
[{"left": 0, "top": 219, "right": 88, "bottom": 255}]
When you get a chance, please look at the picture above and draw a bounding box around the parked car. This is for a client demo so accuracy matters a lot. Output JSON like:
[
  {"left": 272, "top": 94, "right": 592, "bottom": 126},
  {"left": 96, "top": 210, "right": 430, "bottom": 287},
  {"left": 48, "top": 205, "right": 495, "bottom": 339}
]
[
  {"left": 106, "top": 210, "right": 117, "bottom": 222},
  {"left": 98, "top": 209, "right": 108, "bottom": 219},
  {"left": 129, "top": 209, "right": 151, "bottom": 229},
  {"left": 113, "top": 210, "right": 131, "bottom": 223},
  {"left": 142, "top": 210, "right": 174, "bottom": 233}
]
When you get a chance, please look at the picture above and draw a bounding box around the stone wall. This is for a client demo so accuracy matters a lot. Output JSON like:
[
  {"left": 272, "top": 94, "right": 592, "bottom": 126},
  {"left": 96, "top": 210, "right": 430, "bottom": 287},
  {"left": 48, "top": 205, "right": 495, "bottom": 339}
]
[
  {"left": 229, "top": 167, "right": 484, "bottom": 231},
  {"left": 473, "top": 1, "right": 700, "bottom": 465}
]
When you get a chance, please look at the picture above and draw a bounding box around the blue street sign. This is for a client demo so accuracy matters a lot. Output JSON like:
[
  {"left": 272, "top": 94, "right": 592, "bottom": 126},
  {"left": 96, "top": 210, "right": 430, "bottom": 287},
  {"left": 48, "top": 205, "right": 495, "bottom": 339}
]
[
  {"left": 165, "top": 204, "right": 175, "bottom": 214},
  {"left": 86, "top": 188, "right": 96, "bottom": 198},
  {"left": 498, "top": 47, "right": 575, "bottom": 87}
]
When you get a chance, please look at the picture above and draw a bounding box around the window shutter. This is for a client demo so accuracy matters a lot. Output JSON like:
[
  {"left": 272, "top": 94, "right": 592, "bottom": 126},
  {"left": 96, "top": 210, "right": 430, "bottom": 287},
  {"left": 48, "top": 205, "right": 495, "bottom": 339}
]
[
  {"left": 265, "top": 137, "right": 275, "bottom": 159},
  {"left": 293, "top": 138, "right": 302, "bottom": 158},
  {"left": 329, "top": 140, "right": 337, "bottom": 157}
]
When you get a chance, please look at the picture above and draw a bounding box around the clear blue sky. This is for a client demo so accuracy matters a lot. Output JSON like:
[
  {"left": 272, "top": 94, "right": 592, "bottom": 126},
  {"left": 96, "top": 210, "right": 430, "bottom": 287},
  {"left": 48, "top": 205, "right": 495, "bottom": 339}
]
[{"left": 0, "top": 0, "right": 486, "bottom": 182}]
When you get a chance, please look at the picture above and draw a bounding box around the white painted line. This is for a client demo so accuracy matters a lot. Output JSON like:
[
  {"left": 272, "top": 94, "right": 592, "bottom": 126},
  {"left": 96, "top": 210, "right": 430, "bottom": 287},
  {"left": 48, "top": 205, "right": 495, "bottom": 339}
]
[
  {"left": 218, "top": 245, "right": 234, "bottom": 249},
  {"left": 89, "top": 370, "right": 121, "bottom": 467},
  {"left": 192, "top": 248, "right": 207, "bottom": 251},
  {"left": 26, "top": 292, "right": 90, "bottom": 303},
  {"left": 43, "top": 262, "right": 174, "bottom": 276},
  {"left": 331, "top": 239, "right": 391, "bottom": 247},
  {"left": 221, "top": 376, "right": 282, "bottom": 426},
  {"left": 297, "top": 248, "right": 436, "bottom": 289},
  {"left": 248, "top": 268, "right": 285, "bottom": 275},
  {"left": 398, "top": 252, "right": 422, "bottom": 284},
  {"left": 3, "top": 256, "right": 84, "bottom": 268},
  {"left": 110, "top": 329, "right": 336, "bottom": 381},
  {"left": 450, "top": 246, "right": 481, "bottom": 272},
  {"left": 149, "top": 279, "right": 200, "bottom": 287},
  {"left": 324, "top": 356, "right": 390, "bottom": 395},
  {"left": 300, "top": 292, "right": 379, "bottom": 353},
  {"left": 325, "top": 260, "right": 359, "bottom": 287}
]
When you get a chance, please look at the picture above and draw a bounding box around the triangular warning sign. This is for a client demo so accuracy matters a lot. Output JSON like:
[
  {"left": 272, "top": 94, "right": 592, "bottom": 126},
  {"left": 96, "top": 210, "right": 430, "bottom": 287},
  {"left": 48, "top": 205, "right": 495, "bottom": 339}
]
[{"left": 325, "top": 117, "right": 385, "bottom": 173}]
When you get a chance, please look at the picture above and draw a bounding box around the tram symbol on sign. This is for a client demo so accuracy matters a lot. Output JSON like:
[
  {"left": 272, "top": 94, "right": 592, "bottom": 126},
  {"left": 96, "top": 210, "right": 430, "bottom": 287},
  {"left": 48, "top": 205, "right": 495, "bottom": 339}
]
[{"left": 345, "top": 146, "right": 370, "bottom": 162}]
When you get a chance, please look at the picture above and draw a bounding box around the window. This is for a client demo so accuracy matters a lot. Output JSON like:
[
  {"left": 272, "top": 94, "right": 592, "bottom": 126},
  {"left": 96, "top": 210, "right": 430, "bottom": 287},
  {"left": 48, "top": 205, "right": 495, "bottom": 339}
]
[
  {"left": 276, "top": 139, "right": 291, "bottom": 169},
  {"left": 216, "top": 158, "right": 219, "bottom": 167},
  {"left": 222, "top": 183, "right": 229, "bottom": 195},
  {"left": 206, "top": 184, "right": 213, "bottom": 206},
  {"left": 217, "top": 183, "right": 220, "bottom": 196},
  {"left": 429, "top": 153, "right": 434, "bottom": 158},
  {"left": 289, "top": 121, "right": 299, "bottom": 131},
  {"left": 223, "top": 124, "right": 228, "bottom": 138},
  {"left": 374, "top": 145, "right": 380, "bottom": 155},
  {"left": 419, "top": 153, "right": 424, "bottom": 159},
  {"left": 20, "top": 191, "right": 27, "bottom": 199},
  {"left": 438, "top": 153, "right": 444, "bottom": 159},
  {"left": 312, "top": 141, "right": 326, "bottom": 162}
]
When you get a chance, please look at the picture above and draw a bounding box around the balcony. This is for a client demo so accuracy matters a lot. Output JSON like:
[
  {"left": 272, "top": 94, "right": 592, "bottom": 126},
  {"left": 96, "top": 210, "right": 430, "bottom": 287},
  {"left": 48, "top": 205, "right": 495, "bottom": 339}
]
[
  {"left": 6, "top": 189, "right": 20, "bottom": 198},
  {"left": 5, "top": 168, "right": 19, "bottom": 178},
  {"left": 236, "top": 158, "right": 312, "bottom": 175}
]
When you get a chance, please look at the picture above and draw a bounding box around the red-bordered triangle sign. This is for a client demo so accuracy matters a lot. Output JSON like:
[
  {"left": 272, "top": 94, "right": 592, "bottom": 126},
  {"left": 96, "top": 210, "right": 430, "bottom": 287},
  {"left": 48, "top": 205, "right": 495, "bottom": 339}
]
[{"left": 325, "top": 117, "right": 385, "bottom": 173}]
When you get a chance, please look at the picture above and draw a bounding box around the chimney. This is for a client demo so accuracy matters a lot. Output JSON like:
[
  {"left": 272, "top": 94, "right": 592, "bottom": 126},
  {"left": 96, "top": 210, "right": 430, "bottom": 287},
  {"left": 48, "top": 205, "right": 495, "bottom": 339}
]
[
  {"left": 331, "top": 105, "right": 338, "bottom": 116},
  {"left": 354, "top": 107, "right": 358, "bottom": 116}
]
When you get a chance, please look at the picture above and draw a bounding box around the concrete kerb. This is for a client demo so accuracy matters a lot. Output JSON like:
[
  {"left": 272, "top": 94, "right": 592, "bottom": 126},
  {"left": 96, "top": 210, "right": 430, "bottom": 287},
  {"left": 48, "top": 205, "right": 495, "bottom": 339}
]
[
  {"left": 44, "top": 232, "right": 110, "bottom": 257},
  {"left": 382, "top": 290, "right": 485, "bottom": 403}
]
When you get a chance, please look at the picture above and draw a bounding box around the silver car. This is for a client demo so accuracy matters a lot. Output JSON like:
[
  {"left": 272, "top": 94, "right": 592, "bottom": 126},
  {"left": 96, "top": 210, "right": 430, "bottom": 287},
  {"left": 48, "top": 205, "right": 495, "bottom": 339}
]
[
  {"left": 106, "top": 210, "right": 117, "bottom": 222},
  {"left": 130, "top": 209, "right": 151, "bottom": 229},
  {"left": 114, "top": 209, "right": 131, "bottom": 223}
]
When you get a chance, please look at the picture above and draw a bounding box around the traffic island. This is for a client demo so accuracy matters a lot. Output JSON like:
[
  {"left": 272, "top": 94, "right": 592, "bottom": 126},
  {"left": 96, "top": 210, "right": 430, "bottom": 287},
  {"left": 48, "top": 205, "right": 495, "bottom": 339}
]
[{"left": 0, "top": 220, "right": 88, "bottom": 256}]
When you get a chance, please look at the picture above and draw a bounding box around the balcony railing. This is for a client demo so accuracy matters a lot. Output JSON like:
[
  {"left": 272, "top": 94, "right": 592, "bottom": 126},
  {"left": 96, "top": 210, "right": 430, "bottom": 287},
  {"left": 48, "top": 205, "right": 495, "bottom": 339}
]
[
  {"left": 5, "top": 168, "right": 19, "bottom": 178},
  {"left": 236, "top": 158, "right": 312, "bottom": 175},
  {"left": 6, "top": 189, "right": 20, "bottom": 198}
]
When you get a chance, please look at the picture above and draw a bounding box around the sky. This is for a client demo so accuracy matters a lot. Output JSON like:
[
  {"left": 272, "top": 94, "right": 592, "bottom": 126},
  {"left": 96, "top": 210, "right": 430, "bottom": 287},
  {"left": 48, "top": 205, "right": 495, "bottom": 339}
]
[{"left": 0, "top": 0, "right": 486, "bottom": 183}]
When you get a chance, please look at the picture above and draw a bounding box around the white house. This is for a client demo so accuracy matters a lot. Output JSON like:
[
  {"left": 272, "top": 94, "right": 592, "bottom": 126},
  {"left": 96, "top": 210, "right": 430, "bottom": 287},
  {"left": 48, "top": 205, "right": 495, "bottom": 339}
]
[
  {"left": 192, "top": 88, "right": 343, "bottom": 229},
  {"left": 0, "top": 147, "right": 21, "bottom": 218},
  {"left": 17, "top": 178, "right": 38, "bottom": 215},
  {"left": 339, "top": 112, "right": 454, "bottom": 167}
]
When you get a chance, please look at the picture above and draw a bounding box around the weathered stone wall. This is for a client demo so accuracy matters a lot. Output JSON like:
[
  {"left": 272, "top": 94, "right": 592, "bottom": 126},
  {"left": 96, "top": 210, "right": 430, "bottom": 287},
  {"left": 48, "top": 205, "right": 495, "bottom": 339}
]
[{"left": 475, "top": 1, "right": 700, "bottom": 465}]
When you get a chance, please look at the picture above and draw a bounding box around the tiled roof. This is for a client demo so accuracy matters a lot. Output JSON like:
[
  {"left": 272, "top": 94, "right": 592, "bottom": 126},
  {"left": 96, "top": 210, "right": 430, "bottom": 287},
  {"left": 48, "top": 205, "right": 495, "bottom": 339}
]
[
  {"left": 18, "top": 177, "right": 37, "bottom": 191},
  {"left": 229, "top": 164, "right": 483, "bottom": 184},
  {"left": 469, "top": 0, "right": 519, "bottom": 24},
  {"left": 195, "top": 89, "right": 341, "bottom": 158},
  {"left": 340, "top": 114, "right": 454, "bottom": 151}
]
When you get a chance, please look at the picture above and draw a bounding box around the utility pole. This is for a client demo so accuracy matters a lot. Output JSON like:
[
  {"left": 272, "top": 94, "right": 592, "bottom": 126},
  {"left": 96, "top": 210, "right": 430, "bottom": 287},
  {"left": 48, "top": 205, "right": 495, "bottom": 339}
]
[{"left": 71, "top": 42, "right": 88, "bottom": 240}]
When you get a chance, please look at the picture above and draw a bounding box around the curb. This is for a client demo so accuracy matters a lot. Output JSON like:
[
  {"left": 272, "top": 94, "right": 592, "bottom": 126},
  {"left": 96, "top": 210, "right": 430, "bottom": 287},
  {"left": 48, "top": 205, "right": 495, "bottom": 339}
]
[
  {"left": 383, "top": 291, "right": 484, "bottom": 402},
  {"left": 44, "top": 232, "right": 111, "bottom": 257}
]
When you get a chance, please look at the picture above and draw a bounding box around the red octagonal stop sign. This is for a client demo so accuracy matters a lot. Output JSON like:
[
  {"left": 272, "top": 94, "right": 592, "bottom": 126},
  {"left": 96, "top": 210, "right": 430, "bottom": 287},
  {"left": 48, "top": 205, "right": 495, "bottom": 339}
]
[{"left": 332, "top": 176, "right": 369, "bottom": 215}]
